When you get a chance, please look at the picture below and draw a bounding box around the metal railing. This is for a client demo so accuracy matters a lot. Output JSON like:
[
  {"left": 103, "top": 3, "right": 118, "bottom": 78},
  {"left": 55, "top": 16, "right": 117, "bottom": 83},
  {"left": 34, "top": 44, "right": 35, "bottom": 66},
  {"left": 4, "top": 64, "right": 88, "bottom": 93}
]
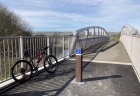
[
  {"left": 70, "top": 26, "right": 109, "bottom": 54},
  {"left": 0, "top": 36, "right": 73, "bottom": 83},
  {"left": 0, "top": 26, "right": 109, "bottom": 86},
  {"left": 120, "top": 25, "right": 140, "bottom": 82}
]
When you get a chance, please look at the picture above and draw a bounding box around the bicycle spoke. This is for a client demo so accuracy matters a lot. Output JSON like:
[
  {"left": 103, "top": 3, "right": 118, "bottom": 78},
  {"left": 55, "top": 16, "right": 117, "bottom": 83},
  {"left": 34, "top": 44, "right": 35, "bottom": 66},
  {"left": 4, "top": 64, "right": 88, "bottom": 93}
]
[
  {"left": 44, "top": 55, "right": 58, "bottom": 74},
  {"left": 11, "top": 60, "right": 32, "bottom": 82}
]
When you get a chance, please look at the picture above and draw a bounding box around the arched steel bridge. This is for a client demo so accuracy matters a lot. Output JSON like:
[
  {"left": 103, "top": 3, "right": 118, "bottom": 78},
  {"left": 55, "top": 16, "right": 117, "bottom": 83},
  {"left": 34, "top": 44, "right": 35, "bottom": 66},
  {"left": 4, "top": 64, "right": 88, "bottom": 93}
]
[{"left": 0, "top": 25, "right": 140, "bottom": 96}]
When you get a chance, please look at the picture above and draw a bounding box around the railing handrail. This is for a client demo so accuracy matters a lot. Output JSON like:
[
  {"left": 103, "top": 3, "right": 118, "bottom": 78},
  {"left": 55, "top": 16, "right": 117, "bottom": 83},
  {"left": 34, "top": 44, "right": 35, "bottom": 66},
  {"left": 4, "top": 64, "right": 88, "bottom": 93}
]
[{"left": 0, "top": 35, "right": 77, "bottom": 38}]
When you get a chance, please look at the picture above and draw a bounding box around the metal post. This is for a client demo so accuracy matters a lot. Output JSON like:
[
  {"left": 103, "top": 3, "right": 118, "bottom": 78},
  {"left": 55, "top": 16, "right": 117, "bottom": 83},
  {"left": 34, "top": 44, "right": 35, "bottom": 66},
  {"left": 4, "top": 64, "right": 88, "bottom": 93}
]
[
  {"left": 98, "top": 28, "right": 100, "bottom": 36},
  {"left": 0, "top": 47, "right": 1, "bottom": 74},
  {"left": 101, "top": 29, "right": 102, "bottom": 36},
  {"left": 97, "top": 28, "right": 99, "bottom": 43},
  {"left": 63, "top": 36, "right": 65, "bottom": 59},
  {"left": 92, "top": 28, "right": 94, "bottom": 35},
  {"left": 47, "top": 36, "right": 50, "bottom": 55},
  {"left": 75, "top": 48, "right": 82, "bottom": 82},
  {"left": 85, "top": 29, "right": 89, "bottom": 49},
  {"left": 68, "top": 36, "right": 70, "bottom": 58},
  {"left": 92, "top": 28, "right": 95, "bottom": 46},
  {"left": 20, "top": 36, "right": 23, "bottom": 67}
]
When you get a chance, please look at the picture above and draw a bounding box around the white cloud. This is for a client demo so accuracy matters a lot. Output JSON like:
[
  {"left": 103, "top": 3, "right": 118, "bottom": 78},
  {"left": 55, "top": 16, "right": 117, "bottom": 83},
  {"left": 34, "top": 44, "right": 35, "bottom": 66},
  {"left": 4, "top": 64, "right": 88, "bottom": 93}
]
[
  {"left": 98, "top": 0, "right": 140, "bottom": 17},
  {"left": 14, "top": 10, "right": 91, "bottom": 21},
  {"left": 1, "top": 0, "right": 140, "bottom": 32},
  {"left": 60, "top": 0, "right": 105, "bottom": 5}
]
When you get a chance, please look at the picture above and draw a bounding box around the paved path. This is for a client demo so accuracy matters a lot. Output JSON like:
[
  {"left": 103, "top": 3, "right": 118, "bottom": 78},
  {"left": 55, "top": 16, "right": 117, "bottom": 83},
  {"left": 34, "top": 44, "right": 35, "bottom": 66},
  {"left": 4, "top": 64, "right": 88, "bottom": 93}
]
[
  {"left": 60, "top": 62, "right": 140, "bottom": 96},
  {"left": 1, "top": 41, "right": 140, "bottom": 96},
  {"left": 93, "top": 41, "right": 132, "bottom": 63}
]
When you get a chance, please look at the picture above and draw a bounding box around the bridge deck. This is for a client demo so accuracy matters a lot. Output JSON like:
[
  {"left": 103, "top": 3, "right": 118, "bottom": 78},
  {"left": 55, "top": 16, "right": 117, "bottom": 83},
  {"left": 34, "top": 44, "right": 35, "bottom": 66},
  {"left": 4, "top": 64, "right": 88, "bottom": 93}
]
[{"left": 1, "top": 41, "right": 140, "bottom": 96}]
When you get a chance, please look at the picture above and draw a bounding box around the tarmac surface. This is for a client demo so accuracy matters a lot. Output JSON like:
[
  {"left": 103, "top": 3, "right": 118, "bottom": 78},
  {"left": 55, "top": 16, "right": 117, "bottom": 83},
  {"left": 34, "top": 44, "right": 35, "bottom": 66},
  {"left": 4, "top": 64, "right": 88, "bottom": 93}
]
[
  {"left": 1, "top": 41, "right": 140, "bottom": 96},
  {"left": 93, "top": 41, "right": 132, "bottom": 63}
]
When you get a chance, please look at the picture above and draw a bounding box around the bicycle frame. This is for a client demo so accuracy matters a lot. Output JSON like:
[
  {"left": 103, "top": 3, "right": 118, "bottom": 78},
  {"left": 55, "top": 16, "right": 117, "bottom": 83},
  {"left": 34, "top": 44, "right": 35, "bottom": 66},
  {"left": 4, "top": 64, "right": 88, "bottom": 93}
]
[
  {"left": 23, "top": 46, "right": 49, "bottom": 69},
  {"left": 28, "top": 50, "right": 47, "bottom": 68}
]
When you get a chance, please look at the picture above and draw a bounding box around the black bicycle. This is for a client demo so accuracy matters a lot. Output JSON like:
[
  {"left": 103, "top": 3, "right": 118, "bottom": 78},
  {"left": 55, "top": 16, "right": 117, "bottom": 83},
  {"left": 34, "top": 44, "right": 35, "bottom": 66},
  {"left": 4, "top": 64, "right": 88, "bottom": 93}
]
[{"left": 11, "top": 46, "right": 58, "bottom": 82}]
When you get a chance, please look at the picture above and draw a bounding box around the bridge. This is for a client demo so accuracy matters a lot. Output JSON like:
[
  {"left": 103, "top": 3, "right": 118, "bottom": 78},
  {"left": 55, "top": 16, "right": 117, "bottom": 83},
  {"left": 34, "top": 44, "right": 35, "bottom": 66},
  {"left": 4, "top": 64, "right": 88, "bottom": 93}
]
[{"left": 0, "top": 25, "right": 140, "bottom": 96}]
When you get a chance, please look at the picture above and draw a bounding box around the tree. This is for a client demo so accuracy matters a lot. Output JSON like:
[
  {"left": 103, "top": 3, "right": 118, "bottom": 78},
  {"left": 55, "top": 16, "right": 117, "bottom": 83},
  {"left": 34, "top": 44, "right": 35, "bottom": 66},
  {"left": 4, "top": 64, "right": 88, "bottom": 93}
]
[{"left": 0, "top": 3, "right": 32, "bottom": 36}]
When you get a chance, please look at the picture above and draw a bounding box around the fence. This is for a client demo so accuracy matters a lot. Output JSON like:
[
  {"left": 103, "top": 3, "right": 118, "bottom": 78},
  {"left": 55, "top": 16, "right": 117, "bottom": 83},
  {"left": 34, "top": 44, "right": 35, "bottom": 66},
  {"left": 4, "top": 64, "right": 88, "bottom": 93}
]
[
  {"left": 0, "top": 36, "right": 72, "bottom": 83},
  {"left": 0, "top": 35, "right": 109, "bottom": 83}
]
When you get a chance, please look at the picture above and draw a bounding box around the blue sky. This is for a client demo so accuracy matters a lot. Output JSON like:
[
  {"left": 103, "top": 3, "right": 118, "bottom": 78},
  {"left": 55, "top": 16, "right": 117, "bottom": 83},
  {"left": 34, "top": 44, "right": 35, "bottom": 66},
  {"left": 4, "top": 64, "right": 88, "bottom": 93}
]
[{"left": 0, "top": 0, "right": 140, "bottom": 32}]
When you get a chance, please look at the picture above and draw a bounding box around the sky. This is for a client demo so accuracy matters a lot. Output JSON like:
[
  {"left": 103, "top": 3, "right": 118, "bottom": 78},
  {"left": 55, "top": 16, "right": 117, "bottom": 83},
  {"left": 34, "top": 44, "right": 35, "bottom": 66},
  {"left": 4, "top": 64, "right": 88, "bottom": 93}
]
[{"left": 0, "top": 0, "right": 140, "bottom": 32}]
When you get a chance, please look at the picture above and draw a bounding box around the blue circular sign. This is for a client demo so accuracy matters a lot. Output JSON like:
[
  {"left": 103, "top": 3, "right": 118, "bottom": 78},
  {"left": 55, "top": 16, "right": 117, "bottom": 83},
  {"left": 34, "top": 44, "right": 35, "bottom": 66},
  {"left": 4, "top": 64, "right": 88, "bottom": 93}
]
[{"left": 76, "top": 48, "right": 81, "bottom": 54}]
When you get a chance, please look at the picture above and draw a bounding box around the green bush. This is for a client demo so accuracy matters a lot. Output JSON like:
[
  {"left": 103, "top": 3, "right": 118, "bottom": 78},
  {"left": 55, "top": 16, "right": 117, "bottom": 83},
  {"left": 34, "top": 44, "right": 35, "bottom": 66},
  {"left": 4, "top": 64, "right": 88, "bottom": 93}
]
[{"left": 0, "top": 3, "right": 32, "bottom": 36}]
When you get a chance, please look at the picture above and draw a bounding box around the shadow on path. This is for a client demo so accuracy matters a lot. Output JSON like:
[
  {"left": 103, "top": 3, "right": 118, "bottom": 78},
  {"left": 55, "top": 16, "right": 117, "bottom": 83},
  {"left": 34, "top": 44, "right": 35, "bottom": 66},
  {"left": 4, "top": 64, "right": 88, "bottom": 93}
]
[
  {"left": 1, "top": 61, "right": 76, "bottom": 96},
  {"left": 1, "top": 41, "right": 123, "bottom": 96},
  {"left": 83, "top": 75, "right": 122, "bottom": 82},
  {"left": 100, "top": 41, "right": 119, "bottom": 52},
  {"left": 82, "top": 41, "right": 109, "bottom": 55}
]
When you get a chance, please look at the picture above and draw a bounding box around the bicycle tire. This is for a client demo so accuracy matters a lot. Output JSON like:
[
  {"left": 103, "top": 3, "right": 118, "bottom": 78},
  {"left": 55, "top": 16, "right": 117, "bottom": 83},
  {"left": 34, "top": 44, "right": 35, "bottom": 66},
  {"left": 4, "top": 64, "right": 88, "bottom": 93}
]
[
  {"left": 44, "top": 55, "right": 58, "bottom": 74},
  {"left": 11, "top": 60, "right": 33, "bottom": 82}
]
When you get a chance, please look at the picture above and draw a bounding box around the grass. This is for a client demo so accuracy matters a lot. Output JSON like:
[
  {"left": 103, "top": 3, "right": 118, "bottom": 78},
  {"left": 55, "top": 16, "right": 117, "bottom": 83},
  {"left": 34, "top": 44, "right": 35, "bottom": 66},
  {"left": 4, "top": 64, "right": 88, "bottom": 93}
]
[{"left": 109, "top": 32, "right": 121, "bottom": 41}]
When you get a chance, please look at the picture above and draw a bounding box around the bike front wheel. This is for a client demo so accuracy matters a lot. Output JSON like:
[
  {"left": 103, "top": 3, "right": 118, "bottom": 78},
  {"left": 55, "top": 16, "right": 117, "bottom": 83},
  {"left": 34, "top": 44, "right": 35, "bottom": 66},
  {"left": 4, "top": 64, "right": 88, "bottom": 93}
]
[
  {"left": 44, "top": 55, "right": 58, "bottom": 74},
  {"left": 11, "top": 60, "right": 33, "bottom": 82}
]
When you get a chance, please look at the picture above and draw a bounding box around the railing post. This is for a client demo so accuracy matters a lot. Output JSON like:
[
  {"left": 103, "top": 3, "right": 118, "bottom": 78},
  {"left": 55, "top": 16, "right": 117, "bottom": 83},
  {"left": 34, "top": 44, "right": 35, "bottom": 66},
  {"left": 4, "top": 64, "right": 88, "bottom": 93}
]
[
  {"left": 101, "top": 30, "right": 102, "bottom": 40},
  {"left": 68, "top": 36, "right": 70, "bottom": 58},
  {"left": 63, "top": 36, "right": 65, "bottom": 59},
  {"left": 47, "top": 36, "right": 50, "bottom": 55},
  {"left": 92, "top": 28, "right": 95, "bottom": 46},
  {"left": 101, "top": 29, "right": 102, "bottom": 35},
  {"left": 0, "top": 47, "right": 1, "bottom": 74},
  {"left": 98, "top": 28, "right": 100, "bottom": 36},
  {"left": 92, "top": 28, "right": 94, "bottom": 35},
  {"left": 97, "top": 28, "right": 99, "bottom": 43},
  {"left": 20, "top": 36, "right": 23, "bottom": 67},
  {"left": 85, "top": 29, "right": 89, "bottom": 49}
]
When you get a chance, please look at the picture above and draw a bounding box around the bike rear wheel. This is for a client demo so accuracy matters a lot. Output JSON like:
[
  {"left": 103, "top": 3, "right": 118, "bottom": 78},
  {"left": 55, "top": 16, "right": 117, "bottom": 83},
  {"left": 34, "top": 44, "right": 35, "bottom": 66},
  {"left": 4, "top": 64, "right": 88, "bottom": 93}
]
[
  {"left": 11, "top": 60, "right": 33, "bottom": 82},
  {"left": 44, "top": 55, "right": 58, "bottom": 73}
]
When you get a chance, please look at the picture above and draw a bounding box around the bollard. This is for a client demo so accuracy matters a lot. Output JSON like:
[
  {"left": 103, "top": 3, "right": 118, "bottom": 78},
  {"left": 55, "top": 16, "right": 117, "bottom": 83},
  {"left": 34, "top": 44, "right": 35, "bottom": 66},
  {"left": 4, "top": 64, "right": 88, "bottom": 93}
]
[{"left": 75, "top": 48, "right": 82, "bottom": 82}]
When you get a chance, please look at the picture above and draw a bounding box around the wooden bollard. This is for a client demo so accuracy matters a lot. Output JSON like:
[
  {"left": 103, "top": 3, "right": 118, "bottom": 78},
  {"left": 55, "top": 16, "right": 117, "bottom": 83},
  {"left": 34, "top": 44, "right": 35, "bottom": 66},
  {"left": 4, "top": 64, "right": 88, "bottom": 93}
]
[{"left": 75, "top": 48, "right": 82, "bottom": 82}]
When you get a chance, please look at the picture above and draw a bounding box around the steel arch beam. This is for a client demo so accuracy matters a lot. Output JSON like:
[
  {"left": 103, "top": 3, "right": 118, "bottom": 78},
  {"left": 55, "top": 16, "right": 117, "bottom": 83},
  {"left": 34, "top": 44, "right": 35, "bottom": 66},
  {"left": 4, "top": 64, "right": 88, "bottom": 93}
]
[
  {"left": 73, "top": 26, "right": 109, "bottom": 37},
  {"left": 121, "top": 25, "right": 137, "bottom": 36}
]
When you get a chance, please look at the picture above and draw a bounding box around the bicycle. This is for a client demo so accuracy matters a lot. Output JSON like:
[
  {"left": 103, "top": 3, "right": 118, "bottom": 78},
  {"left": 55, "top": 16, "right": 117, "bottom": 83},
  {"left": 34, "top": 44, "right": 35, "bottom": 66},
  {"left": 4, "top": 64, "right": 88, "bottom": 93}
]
[{"left": 11, "top": 46, "right": 58, "bottom": 82}]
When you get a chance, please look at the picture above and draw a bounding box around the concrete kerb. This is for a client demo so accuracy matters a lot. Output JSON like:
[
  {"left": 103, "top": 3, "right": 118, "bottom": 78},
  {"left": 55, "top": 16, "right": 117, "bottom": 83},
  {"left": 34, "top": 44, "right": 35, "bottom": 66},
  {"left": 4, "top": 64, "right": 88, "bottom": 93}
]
[{"left": 69, "top": 59, "right": 132, "bottom": 65}]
